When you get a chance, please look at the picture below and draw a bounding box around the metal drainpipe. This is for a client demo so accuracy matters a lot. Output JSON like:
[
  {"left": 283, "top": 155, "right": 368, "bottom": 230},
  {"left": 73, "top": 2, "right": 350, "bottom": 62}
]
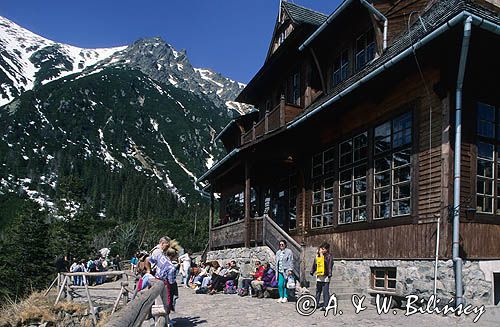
[{"left": 453, "top": 15, "right": 472, "bottom": 307}]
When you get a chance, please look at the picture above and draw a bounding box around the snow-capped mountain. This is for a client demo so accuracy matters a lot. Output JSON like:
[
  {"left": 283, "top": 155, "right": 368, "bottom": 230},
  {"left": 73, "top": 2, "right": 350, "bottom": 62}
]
[
  {"left": 0, "top": 16, "right": 253, "bottom": 116},
  {"left": 0, "top": 15, "right": 253, "bottom": 221}
]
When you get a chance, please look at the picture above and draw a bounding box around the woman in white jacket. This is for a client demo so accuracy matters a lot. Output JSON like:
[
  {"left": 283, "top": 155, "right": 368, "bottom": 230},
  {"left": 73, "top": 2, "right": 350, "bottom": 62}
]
[{"left": 275, "top": 240, "right": 294, "bottom": 303}]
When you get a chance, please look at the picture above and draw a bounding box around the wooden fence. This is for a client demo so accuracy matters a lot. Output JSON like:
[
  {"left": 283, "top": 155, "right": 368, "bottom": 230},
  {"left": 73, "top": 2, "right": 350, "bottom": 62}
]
[{"left": 46, "top": 270, "right": 133, "bottom": 325}]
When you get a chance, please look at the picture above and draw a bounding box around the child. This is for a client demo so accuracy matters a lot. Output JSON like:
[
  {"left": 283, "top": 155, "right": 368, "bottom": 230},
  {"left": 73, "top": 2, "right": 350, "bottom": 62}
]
[
  {"left": 166, "top": 248, "right": 179, "bottom": 312},
  {"left": 310, "top": 242, "right": 334, "bottom": 311}
]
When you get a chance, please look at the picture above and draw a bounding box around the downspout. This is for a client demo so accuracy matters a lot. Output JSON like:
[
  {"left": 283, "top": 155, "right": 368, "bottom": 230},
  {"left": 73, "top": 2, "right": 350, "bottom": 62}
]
[
  {"left": 359, "top": 0, "right": 388, "bottom": 50},
  {"left": 453, "top": 15, "right": 472, "bottom": 307}
]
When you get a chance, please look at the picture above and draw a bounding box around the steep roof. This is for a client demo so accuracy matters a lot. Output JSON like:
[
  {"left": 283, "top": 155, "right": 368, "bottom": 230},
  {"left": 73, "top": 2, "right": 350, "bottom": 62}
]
[{"left": 282, "top": 2, "right": 328, "bottom": 26}]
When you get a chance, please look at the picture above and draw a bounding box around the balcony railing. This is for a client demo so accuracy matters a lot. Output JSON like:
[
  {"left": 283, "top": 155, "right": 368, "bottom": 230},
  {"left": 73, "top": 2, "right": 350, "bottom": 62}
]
[
  {"left": 210, "top": 217, "right": 263, "bottom": 249},
  {"left": 240, "top": 96, "right": 302, "bottom": 146}
]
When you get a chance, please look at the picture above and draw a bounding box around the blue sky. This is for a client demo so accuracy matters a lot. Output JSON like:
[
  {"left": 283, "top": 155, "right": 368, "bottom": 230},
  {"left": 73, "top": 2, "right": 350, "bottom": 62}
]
[{"left": 1, "top": 0, "right": 341, "bottom": 83}]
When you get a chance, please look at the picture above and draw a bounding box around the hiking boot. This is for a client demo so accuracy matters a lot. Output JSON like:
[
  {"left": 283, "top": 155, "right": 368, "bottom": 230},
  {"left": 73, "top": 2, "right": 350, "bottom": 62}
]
[
  {"left": 252, "top": 291, "right": 258, "bottom": 298},
  {"left": 257, "top": 290, "right": 264, "bottom": 299}
]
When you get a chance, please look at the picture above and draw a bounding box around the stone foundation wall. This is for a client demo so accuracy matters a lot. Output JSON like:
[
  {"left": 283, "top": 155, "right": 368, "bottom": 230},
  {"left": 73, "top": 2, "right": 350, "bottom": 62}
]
[
  {"left": 311, "top": 254, "right": 497, "bottom": 305},
  {"left": 206, "top": 246, "right": 276, "bottom": 277}
]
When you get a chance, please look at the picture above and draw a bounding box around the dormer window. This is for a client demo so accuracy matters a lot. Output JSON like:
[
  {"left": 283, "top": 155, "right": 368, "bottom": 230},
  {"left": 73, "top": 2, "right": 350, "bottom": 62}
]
[
  {"left": 355, "top": 29, "right": 376, "bottom": 71},
  {"left": 333, "top": 49, "right": 349, "bottom": 86}
]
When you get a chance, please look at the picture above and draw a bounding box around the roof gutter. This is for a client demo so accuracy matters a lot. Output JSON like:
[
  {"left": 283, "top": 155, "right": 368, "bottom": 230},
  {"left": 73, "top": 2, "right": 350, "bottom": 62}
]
[
  {"left": 214, "top": 119, "right": 236, "bottom": 142},
  {"left": 299, "top": 0, "right": 355, "bottom": 51},
  {"left": 289, "top": 11, "right": 500, "bottom": 131},
  {"left": 299, "top": 0, "right": 388, "bottom": 51},
  {"left": 196, "top": 148, "right": 240, "bottom": 183}
]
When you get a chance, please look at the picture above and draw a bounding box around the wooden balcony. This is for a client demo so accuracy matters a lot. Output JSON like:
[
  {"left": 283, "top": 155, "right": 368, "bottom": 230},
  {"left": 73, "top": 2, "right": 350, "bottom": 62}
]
[
  {"left": 210, "top": 217, "right": 263, "bottom": 249},
  {"left": 240, "top": 98, "right": 302, "bottom": 146}
]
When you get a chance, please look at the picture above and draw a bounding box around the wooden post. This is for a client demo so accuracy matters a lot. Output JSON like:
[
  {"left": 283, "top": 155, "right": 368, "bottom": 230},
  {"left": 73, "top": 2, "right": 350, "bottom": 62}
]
[
  {"left": 252, "top": 121, "right": 256, "bottom": 140},
  {"left": 244, "top": 161, "right": 251, "bottom": 248},
  {"left": 209, "top": 186, "right": 215, "bottom": 250},
  {"left": 55, "top": 276, "right": 68, "bottom": 305},
  {"left": 44, "top": 275, "right": 59, "bottom": 296},
  {"left": 279, "top": 94, "right": 286, "bottom": 126},
  {"left": 111, "top": 287, "right": 123, "bottom": 315},
  {"left": 83, "top": 276, "right": 98, "bottom": 325}
]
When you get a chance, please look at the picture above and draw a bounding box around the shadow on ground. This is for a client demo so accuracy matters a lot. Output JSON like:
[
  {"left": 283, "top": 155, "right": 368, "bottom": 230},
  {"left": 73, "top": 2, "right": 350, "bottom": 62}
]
[{"left": 171, "top": 316, "right": 207, "bottom": 326}]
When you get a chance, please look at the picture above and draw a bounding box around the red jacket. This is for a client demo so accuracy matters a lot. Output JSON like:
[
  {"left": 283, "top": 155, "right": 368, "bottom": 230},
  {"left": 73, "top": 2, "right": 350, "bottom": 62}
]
[{"left": 254, "top": 265, "right": 265, "bottom": 279}]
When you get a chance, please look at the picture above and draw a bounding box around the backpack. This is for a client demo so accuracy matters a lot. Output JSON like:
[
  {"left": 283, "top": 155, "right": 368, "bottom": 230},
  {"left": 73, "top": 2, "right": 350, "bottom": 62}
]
[{"left": 224, "top": 280, "right": 237, "bottom": 294}]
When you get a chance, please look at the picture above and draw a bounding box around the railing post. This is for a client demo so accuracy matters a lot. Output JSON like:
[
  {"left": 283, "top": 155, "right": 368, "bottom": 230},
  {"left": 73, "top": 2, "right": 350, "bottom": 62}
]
[
  {"left": 264, "top": 110, "right": 269, "bottom": 133},
  {"left": 279, "top": 94, "right": 286, "bottom": 126},
  {"left": 252, "top": 121, "right": 256, "bottom": 140}
]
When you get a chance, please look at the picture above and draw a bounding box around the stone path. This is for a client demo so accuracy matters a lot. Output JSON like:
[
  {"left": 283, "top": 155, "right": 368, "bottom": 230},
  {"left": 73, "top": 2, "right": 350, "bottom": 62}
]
[{"left": 168, "top": 285, "right": 499, "bottom": 327}]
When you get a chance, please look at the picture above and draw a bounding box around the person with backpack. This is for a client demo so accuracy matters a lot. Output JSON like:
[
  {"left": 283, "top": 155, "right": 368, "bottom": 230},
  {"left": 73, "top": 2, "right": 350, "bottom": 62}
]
[
  {"left": 310, "top": 242, "right": 334, "bottom": 311},
  {"left": 275, "top": 240, "right": 294, "bottom": 303}
]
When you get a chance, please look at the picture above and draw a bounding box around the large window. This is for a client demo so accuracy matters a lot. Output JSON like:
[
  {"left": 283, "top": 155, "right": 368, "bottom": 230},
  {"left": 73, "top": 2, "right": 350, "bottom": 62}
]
[
  {"left": 333, "top": 49, "right": 349, "bottom": 86},
  {"left": 476, "top": 102, "right": 500, "bottom": 214},
  {"left": 355, "top": 29, "right": 375, "bottom": 71},
  {"left": 339, "top": 132, "right": 368, "bottom": 224},
  {"left": 310, "top": 111, "right": 413, "bottom": 228},
  {"left": 374, "top": 113, "right": 412, "bottom": 219},
  {"left": 311, "top": 147, "right": 335, "bottom": 228}
]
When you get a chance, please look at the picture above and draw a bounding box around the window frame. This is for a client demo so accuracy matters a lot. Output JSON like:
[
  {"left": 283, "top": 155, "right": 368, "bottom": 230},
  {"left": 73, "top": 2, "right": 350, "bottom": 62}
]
[
  {"left": 355, "top": 28, "right": 376, "bottom": 72},
  {"left": 373, "top": 112, "right": 413, "bottom": 220},
  {"left": 311, "top": 147, "right": 336, "bottom": 229},
  {"left": 371, "top": 267, "right": 397, "bottom": 291},
  {"left": 475, "top": 102, "right": 500, "bottom": 217},
  {"left": 333, "top": 49, "right": 349, "bottom": 87}
]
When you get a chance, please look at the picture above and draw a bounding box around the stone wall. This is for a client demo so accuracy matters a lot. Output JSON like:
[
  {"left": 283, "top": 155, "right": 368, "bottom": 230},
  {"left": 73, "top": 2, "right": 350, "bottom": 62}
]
[
  {"left": 322, "top": 255, "right": 496, "bottom": 306},
  {"left": 206, "top": 246, "right": 276, "bottom": 278}
]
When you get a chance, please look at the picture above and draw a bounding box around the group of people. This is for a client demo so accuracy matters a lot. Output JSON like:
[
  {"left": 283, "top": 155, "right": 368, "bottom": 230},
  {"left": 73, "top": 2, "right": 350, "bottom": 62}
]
[
  {"left": 131, "top": 236, "right": 335, "bottom": 326},
  {"left": 134, "top": 237, "right": 180, "bottom": 326},
  {"left": 55, "top": 254, "right": 122, "bottom": 286}
]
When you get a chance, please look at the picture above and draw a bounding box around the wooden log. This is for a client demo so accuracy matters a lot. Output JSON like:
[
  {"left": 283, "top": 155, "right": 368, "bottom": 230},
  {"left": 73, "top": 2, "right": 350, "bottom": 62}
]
[
  {"left": 44, "top": 275, "right": 59, "bottom": 296},
  {"left": 55, "top": 276, "right": 68, "bottom": 305},
  {"left": 61, "top": 271, "right": 126, "bottom": 277},
  {"left": 106, "top": 280, "right": 165, "bottom": 327},
  {"left": 69, "top": 286, "right": 123, "bottom": 291},
  {"left": 111, "top": 286, "right": 124, "bottom": 315},
  {"left": 83, "top": 276, "right": 98, "bottom": 325}
]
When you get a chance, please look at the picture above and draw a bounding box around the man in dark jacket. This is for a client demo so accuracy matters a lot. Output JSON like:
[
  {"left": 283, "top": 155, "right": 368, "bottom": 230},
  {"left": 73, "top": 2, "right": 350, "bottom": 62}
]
[{"left": 310, "top": 242, "right": 334, "bottom": 310}]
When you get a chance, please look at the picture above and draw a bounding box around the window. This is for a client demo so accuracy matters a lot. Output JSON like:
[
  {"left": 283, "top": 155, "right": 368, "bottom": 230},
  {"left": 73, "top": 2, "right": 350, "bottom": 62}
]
[
  {"left": 371, "top": 267, "right": 397, "bottom": 291},
  {"left": 312, "top": 178, "right": 334, "bottom": 228},
  {"left": 355, "top": 29, "right": 376, "bottom": 71},
  {"left": 224, "top": 191, "right": 244, "bottom": 223},
  {"left": 339, "top": 132, "right": 368, "bottom": 224},
  {"left": 373, "top": 112, "right": 412, "bottom": 219},
  {"left": 311, "top": 147, "right": 335, "bottom": 228},
  {"left": 476, "top": 102, "right": 500, "bottom": 214},
  {"left": 333, "top": 49, "right": 349, "bottom": 86}
]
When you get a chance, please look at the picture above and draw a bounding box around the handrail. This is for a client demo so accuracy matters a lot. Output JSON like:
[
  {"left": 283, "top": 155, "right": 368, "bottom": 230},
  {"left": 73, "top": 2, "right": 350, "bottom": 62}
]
[
  {"left": 263, "top": 215, "right": 301, "bottom": 250},
  {"left": 106, "top": 279, "right": 165, "bottom": 327}
]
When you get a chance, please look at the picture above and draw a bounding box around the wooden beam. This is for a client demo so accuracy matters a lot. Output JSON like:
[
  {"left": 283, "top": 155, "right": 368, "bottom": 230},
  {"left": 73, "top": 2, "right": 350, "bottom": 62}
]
[
  {"left": 244, "top": 161, "right": 251, "bottom": 247},
  {"left": 279, "top": 94, "right": 286, "bottom": 127},
  {"left": 83, "top": 276, "right": 98, "bottom": 325},
  {"left": 106, "top": 280, "right": 165, "bottom": 327},
  {"left": 309, "top": 47, "right": 326, "bottom": 94}
]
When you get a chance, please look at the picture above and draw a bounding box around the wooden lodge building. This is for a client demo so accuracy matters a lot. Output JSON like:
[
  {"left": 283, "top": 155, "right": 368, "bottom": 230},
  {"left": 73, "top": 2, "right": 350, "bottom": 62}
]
[{"left": 198, "top": 0, "right": 500, "bottom": 305}]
